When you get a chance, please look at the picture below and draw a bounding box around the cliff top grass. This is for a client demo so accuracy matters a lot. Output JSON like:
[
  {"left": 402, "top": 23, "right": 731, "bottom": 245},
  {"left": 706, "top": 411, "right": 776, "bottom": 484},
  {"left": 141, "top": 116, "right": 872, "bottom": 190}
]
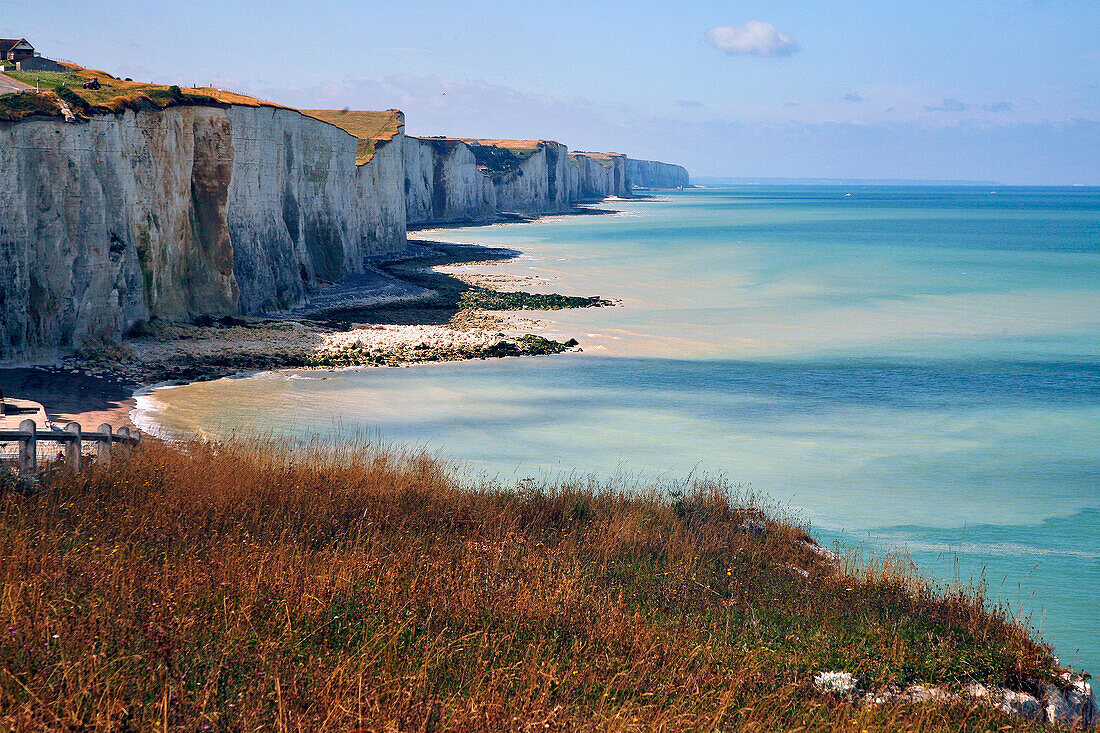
[
  {"left": 302, "top": 109, "right": 404, "bottom": 164},
  {"left": 453, "top": 137, "right": 548, "bottom": 150},
  {"left": 0, "top": 63, "right": 283, "bottom": 122},
  {"left": 570, "top": 151, "right": 625, "bottom": 169},
  {"left": 415, "top": 137, "right": 558, "bottom": 178},
  {"left": 0, "top": 437, "right": 1068, "bottom": 731}
]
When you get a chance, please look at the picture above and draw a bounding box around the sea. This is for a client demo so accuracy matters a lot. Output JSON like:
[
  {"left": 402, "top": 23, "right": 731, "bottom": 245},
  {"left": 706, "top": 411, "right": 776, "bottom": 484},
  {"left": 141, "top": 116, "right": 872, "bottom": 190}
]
[{"left": 136, "top": 186, "right": 1100, "bottom": 672}]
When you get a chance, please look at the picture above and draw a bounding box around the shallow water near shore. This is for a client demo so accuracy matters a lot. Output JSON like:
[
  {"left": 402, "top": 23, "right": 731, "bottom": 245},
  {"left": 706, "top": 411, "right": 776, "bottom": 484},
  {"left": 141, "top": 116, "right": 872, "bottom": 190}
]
[{"left": 139, "top": 186, "right": 1100, "bottom": 671}]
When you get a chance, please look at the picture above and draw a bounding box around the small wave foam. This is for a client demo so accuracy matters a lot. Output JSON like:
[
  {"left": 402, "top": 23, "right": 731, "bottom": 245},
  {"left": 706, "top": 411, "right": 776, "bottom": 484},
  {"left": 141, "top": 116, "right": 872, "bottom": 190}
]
[
  {"left": 130, "top": 387, "right": 184, "bottom": 442},
  {"left": 862, "top": 535, "right": 1100, "bottom": 561}
]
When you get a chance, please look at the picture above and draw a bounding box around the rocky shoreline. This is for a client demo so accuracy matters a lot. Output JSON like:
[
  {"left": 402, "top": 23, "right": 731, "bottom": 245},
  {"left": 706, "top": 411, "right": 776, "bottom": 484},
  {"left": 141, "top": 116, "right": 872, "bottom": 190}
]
[{"left": 1, "top": 238, "right": 608, "bottom": 428}]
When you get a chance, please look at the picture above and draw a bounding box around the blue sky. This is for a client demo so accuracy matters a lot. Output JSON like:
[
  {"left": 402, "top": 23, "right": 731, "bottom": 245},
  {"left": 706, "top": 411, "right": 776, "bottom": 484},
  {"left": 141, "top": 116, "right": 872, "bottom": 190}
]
[{"left": 7, "top": 0, "right": 1100, "bottom": 182}]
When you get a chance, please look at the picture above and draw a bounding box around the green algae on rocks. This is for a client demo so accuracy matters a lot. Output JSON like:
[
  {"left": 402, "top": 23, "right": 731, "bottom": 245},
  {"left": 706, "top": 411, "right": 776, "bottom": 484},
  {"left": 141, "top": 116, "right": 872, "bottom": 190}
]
[{"left": 457, "top": 289, "right": 614, "bottom": 311}]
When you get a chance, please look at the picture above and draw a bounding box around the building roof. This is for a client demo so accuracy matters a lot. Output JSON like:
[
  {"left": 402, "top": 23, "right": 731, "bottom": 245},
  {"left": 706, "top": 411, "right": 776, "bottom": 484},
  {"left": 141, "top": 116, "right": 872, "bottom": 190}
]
[{"left": 0, "top": 39, "right": 33, "bottom": 52}]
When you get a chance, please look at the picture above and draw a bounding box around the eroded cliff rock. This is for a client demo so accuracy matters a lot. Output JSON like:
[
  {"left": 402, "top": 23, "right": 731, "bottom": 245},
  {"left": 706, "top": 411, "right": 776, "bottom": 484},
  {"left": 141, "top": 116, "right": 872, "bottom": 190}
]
[
  {"left": 1, "top": 93, "right": 687, "bottom": 361},
  {"left": 569, "top": 152, "right": 630, "bottom": 201},
  {"left": 404, "top": 137, "right": 497, "bottom": 225},
  {"left": 0, "top": 104, "right": 406, "bottom": 359},
  {"left": 481, "top": 140, "right": 573, "bottom": 215},
  {"left": 405, "top": 138, "right": 633, "bottom": 226}
]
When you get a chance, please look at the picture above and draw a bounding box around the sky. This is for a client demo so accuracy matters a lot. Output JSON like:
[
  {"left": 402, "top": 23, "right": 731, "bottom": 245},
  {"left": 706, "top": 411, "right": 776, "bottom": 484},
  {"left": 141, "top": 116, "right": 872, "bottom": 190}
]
[{"left": 7, "top": 0, "right": 1100, "bottom": 183}]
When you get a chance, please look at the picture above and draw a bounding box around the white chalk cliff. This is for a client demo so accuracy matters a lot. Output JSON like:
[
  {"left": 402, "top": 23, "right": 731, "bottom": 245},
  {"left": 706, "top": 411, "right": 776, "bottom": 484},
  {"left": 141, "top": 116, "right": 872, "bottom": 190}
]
[
  {"left": 626, "top": 158, "right": 690, "bottom": 189},
  {"left": 0, "top": 104, "right": 405, "bottom": 359},
  {"left": 0, "top": 101, "right": 687, "bottom": 360},
  {"left": 404, "top": 138, "right": 497, "bottom": 225},
  {"left": 404, "top": 138, "right": 634, "bottom": 226}
]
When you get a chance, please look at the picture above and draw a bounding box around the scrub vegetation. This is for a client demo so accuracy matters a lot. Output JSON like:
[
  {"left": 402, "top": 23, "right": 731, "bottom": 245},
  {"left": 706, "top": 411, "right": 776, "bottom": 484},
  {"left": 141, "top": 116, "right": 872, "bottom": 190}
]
[
  {"left": 455, "top": 139, "right": 545, "bottom": 177},
  {"left": 0, "top": 438, "right": 1065, "bottom": 731},
  {"left": 571, "top": 152, "right": 622, "bottom": 169}
]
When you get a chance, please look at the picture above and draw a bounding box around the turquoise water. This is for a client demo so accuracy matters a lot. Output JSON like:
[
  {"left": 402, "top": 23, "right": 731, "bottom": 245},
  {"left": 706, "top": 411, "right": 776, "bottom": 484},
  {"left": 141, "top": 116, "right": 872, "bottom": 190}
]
[{"left": 140, "top": 187, "right": 1100, "bottom": 671}]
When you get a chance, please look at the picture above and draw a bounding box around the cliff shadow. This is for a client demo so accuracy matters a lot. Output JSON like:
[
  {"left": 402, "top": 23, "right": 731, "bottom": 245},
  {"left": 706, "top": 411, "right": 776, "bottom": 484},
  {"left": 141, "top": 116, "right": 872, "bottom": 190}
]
[
  {"left": 0, "top": 367, "right": 135, "bottom": 426},
  {"left": 316, "top": 240, "right": 522, "bottom": 327}
]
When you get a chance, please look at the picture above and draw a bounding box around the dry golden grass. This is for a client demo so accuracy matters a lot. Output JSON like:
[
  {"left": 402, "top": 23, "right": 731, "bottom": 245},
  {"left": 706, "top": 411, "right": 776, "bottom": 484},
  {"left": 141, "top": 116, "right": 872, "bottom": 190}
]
[
  {"left": 60, "top": 64, "right": 283, "bottom": 109},
  {"left": 302, "top": 110, "right": 405, "bottom": 164},
  {"left": 0, "top": 438, "right": 1063, "bottom": 732},
  {"left": 570, "top": 152, "right": 625, "bottom": 169},
  {"left": 0, "top": 63, "right": 283, "bottom": 121},
  {"left": 187, "top": 87, "right": 284, "bottom": 108},
  {"left": 0, "top": 89, "right": 63, "bottom": 122},
  {"left": 452, "top": 138, "right": 549, "bottom": 151}
]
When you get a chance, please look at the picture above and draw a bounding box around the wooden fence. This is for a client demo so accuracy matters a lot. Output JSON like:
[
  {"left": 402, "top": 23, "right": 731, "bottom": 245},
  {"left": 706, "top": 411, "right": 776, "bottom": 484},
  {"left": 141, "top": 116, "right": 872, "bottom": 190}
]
[{"left": 0, "top": 421, "right": 141, "bottom": 472}]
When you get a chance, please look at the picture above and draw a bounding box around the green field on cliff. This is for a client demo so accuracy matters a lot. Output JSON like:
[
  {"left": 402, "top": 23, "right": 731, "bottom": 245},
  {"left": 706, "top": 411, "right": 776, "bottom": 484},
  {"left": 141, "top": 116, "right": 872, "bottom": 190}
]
[{"left": 0, "top": 438, "right": 1070, "bottom": 731}]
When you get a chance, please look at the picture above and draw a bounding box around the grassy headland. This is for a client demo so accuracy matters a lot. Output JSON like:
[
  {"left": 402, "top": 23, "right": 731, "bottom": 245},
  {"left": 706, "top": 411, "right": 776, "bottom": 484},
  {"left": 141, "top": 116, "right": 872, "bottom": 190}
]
[
  {"left": 0, "top": 438, "right": 1064, "bottom": 731},
  {"left": 302, "top": 109, "right": 405, "bottom": 164},
  {"left": 0, "top": 64, "right": 281, "bottom": 122},
  {"left": 570, "top": 151, "right": 625, "bottom": 169}
]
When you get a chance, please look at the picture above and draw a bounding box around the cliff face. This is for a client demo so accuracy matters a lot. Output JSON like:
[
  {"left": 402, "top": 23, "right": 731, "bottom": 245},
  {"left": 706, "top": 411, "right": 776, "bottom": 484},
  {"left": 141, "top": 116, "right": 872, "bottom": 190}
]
[
  {"left": 569, "top": 153, "right": 630, "bottom": 201},
  {"left": 404, "top": 138, "right": 497, "bottom": 225},
  {"left": 352, "top": 121, "right": 406, "bottom": 257},
  {"left": 0, "top": 105, "right": 406, "bottom": 360},
  {"left": 490, "top": 142, "right": 573, "bottom": 215},
  {"left": 406, "top": 139, "right": 634, "bottom": 226},
  {"left": 0, "top": 94, "right": 687, "bottom": 361},
  {"left": 626, "top": 158, "right": 689, "bottom": 189},
  {"left": 298, "top": 109, "right": 407, "bottom": 258}
]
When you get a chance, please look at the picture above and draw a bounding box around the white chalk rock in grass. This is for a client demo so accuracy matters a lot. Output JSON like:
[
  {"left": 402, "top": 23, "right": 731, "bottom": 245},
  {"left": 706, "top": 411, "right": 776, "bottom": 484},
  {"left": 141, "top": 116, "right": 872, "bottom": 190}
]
[
  {"left": 813, "top": 671, "right": 857, "bottom": 695},
  {"left": 967, "top": 683, "right": 1042, "bottom": 720},
  {"left": 799, "top": 539, "right": 841, "bottom": 564},
  {"left": 900, "top": 684, "right": 958, "bottom": 704},
  {"left": 786, "top": 563, "right": 810, "bottom": 579},
  {"left": 1060, "top": 674, "right": 1100, "bottom": 729},
  {"left": 1045, "top": 683, "right": 1075, "bottom": 725}
]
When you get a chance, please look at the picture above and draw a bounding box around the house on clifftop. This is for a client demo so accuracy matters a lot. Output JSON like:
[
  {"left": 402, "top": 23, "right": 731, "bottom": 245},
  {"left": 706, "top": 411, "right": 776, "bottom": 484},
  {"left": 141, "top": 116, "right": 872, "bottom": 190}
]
[{"left": 0, "top": 39, "right": 34, "bottom": 62}]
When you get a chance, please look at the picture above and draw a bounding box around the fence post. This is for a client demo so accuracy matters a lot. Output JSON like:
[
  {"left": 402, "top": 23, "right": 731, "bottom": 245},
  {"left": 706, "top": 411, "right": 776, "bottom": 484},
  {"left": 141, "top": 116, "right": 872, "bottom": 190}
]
[
  {"left": 116, "top": 427, "right": 131, "bottom": 456},
  {"left": 64, "top": 422, "right": 82, "bottom": 470},
  {"left": 18, "top": 419, "right": 36, "bottom": 473},
  {"left": 96, "top": 424, "right": 112, "bottom": 466}
]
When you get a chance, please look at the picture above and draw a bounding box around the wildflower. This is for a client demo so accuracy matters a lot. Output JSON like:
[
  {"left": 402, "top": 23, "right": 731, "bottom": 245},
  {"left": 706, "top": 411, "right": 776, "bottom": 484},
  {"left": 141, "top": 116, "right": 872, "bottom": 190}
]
[{"left": 815, "top": 671, "right": 857, "bottom": 695}]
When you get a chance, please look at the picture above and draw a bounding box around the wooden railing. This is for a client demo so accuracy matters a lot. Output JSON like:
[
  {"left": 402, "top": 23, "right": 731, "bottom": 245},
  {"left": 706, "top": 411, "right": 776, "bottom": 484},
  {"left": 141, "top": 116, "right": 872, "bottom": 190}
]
[{"left": 0, "top": 420, "right": 141, "bottom": 472}]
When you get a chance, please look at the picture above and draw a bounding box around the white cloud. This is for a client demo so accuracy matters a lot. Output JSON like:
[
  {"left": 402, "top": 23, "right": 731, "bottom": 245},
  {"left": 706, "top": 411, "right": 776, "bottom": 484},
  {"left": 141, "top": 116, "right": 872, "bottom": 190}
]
[{"left": 705, "top": 21, "right": 799, "bottom": 57}]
